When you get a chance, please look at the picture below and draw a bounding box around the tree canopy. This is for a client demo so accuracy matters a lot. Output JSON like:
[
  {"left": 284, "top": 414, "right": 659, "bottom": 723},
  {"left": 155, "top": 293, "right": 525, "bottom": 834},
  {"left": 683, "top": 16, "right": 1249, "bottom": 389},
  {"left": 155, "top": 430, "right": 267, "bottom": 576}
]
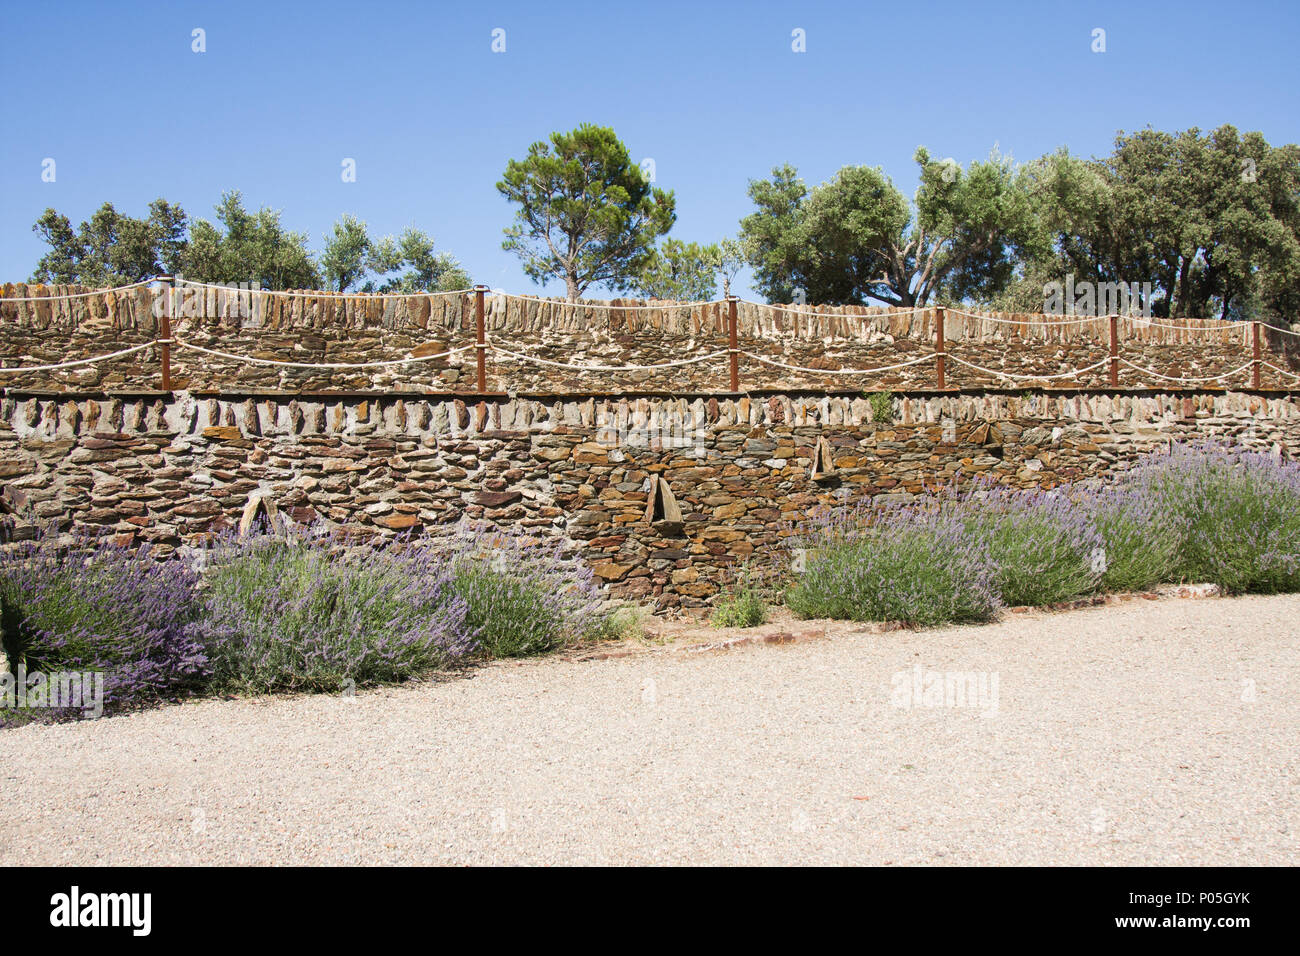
[
  {"left": 321, "top": 217, "right": 470, "bottom": 293},
  {"left": 629, "top": 239, "right": 719, "bottom": 300},
  {"left": 184, "top": 191, "right": 319, "bottom": 290},
  {"left": 23, "top": 123, "right": 1299, "bottom": 320},
  {"left": 498, "top": 124, "right": 676, "bottom": 300},
  {"left": 29, "top": 193, "right": 470, "bottom": 294},
  {"left": 30, "top": 199, "right": 187, "bottom": 286},
  {"left": 993, "top": 125, "right": 1300, "bottom": 321},
  {"left": 738, "top": 149, "right": 1038, "bottom": 307}
]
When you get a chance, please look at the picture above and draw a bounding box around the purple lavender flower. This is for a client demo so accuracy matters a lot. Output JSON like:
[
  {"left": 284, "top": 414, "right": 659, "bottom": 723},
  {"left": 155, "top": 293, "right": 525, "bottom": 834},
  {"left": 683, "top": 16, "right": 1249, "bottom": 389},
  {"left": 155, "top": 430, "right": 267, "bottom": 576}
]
[
  {"left": 190, "top": 523, "right": 472, "bottom": 694},
  {"left": 0, "top": 525, "right": 206, "bottom": 721}
]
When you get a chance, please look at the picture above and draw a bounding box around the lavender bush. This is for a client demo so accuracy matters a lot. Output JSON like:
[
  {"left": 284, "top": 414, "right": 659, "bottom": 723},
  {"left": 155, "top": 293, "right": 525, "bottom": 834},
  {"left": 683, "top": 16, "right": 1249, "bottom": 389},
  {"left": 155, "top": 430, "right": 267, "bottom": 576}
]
[
  {"left": 1124, "top": 443, "right": 1300, "bottom": 593},
  {"left": 958, "top": 483, "right": 1102, "bottom": 607},
  {"left": 191, "top": 526, "right": 472, "bottom": 694},
  {"left": 0, "top": 526, "right": 207, "bottom": 720},
  {"left": 448, "top": 522, "right": 607, "bottom": 656},
  {"left": 785, "top": 500, "right": 1000, "bottom": 625},
  {"left": 1079, "top": 485, "right": 1180, "bottom": 592},
  {"left": 785, "top": 442, "right": 1300, "bottom": 626}
]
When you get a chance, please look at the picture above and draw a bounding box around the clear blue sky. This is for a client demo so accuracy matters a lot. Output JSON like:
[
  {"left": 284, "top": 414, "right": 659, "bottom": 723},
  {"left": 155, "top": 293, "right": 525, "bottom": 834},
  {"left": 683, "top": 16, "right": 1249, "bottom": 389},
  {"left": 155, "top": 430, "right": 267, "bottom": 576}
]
[{"left": 2, "top": 0, "right": 1298, "bottom": 298}]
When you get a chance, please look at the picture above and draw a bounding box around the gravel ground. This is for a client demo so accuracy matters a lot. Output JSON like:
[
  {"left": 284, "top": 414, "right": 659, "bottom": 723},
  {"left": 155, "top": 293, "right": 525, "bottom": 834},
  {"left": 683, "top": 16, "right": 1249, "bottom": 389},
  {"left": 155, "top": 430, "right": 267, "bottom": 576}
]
[{"left": 2, "top": 594, "right": 1297, "bottom": 866}]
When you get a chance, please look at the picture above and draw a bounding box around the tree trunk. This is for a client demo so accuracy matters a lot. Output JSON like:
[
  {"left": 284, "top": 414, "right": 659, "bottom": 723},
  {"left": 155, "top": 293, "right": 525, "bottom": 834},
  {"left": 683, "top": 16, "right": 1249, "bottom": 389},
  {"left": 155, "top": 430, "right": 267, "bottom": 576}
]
[
  {"left": 1174, "top": 255, "right": 1192, "bottom": 318},
  {"left": 565, "top": 274, "right": 580, "bottom": 302}
]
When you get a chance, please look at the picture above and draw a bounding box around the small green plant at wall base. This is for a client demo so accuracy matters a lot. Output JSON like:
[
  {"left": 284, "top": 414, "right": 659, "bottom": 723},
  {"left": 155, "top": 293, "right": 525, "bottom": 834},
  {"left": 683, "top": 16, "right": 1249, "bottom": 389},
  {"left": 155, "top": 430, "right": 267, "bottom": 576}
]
[
  {"left": 868, "top": 390, "right": 894, "bottom": 423},
  {"left": 592, "top": 604, "right": 646, "bottom": 642},
  {"left": 711, "top": 567, "right": 769, "bottom": 629}
]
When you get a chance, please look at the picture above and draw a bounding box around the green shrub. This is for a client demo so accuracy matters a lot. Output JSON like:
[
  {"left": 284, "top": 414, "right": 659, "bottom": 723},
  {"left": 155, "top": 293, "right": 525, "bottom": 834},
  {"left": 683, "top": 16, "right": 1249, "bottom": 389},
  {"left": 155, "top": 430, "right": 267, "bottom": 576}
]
[
  {"left": 959, "top": 486, "right": 1101, "bottom": 606},
  {"left": 449, "top": 525, "right": 606, "bottom": 657},
  {"left": 1129, "top": 444, "right": 1300, "bottom": 593},
  {"left": 591, "top": 604, "right": 646, "bottom": 642},
  {"left": 192, "top": 530, "right": 470, "bottom": 694},
  {"left": 711, "top": 585, "right": 768, "bottom": 629},
  {"left": 0, "top": 529, "right": 206, "bottom": 718},
  {"left": 710, "top": 563, "right": 771, "bottom": 628},
  {"left": 867, "top": 390, "right": 894, "bottom": 423},
  {"left": 785, "top": 504, "right": 1000, "bottom": 626},
  {"left": 1083, "top": 487, "right": 1179, "bottom": 592}
]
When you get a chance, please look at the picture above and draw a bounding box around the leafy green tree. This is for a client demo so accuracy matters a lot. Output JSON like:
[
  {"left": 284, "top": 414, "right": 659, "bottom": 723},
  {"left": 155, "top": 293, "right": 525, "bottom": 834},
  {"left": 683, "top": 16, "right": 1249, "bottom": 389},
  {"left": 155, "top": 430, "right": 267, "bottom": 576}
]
[
  {"left": 321, "top": 217, "right": 470, "bottom": 293},
  {"left": 712, "top": 237, "right": 748, "bottom": 297},
  {"left": 365, "top": 228, "right": 471, "bottom": 293},
  {"left": 788, "top": 163, "right": 908, "bottom": 304},
  {"left": 182, "top": 191, "right": 319, "bottom": 290},
  {"left": 630, "top": 238, "right": 719, "bottom": 300},
  {"left": 30, "top": 199, "right": 188, "bottom": 286},
  {"left": 498, "top": 124, "right": 676, "bottom": 300},
  {"left": 1002, "top": 126, "right": 1300, "bottom": 320},
  {"left": 737, "top": 164, "right": 808, "bottom": 303},
  {"left": 738, "top": 150, "right": 1038, "bottom": 307},
  {"left": 320, "top": 214, "right": 371, "bottom": 292},
  {"left": 911, "top": 147, "right": 1046, "bottom": 305}
]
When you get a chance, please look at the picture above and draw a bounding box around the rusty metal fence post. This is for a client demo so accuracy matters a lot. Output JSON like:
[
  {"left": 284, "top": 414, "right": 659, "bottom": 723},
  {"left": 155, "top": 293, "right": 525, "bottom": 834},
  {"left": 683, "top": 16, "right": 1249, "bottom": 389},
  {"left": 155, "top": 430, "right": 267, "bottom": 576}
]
[
  {"left": 1252, "top": 320, "right": 1262, "bottom": 389},
  {"left": 935, "top": 307, "right": 947, "bottom": 389},
  {"left": 1109, "top": 314, "right": 1119, "bottom": 387},
  {"left": 726, "top": 295, "right": 740, "bottom": 392},
  {"left": 474, "top": 285, "right": 488, "bottom": 392}
]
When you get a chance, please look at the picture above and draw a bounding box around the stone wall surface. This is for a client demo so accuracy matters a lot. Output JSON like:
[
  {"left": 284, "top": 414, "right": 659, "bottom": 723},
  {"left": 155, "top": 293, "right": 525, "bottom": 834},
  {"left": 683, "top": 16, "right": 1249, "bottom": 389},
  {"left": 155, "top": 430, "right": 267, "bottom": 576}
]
[
  {"left": 3, "top": 386, "right": 1298, "bottom": 609},
  {"left": 4, "top": 283, "right": 1299, "bottom": 393}
]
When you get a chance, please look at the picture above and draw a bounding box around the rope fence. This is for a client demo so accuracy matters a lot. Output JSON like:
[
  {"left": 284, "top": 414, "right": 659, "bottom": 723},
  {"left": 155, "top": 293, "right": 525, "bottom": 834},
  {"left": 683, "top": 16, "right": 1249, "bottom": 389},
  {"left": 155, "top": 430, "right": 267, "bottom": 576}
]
[{"left": 2, "top": 276, "right": 1298, "bottom": 392}]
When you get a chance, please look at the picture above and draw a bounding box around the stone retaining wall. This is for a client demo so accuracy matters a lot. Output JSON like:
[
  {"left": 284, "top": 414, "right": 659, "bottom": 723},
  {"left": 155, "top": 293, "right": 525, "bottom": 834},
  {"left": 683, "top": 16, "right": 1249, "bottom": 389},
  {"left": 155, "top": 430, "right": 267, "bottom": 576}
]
[{"left": 3, "top": 387, "right": 1297, "bottom": 609}]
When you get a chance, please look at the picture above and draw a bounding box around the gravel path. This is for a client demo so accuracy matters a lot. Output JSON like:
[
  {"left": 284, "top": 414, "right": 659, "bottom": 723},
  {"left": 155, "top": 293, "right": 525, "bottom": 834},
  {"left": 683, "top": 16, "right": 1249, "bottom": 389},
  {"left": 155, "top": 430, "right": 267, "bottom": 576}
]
[{"left": 2, "top": 595, "right": 1297, "bottom": 866}]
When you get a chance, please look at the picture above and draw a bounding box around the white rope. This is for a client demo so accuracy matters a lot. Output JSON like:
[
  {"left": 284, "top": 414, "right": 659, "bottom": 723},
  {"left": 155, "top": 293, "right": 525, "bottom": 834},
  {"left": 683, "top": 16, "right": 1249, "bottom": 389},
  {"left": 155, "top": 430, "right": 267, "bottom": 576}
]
[
  {"left": 1118, "top": 315, "right": 1244, "bottom": 334},
  {"left": 490, "top": 345, "right": 729, "bottom": 372},
  {"left": 498, "top": 292, "right": 726, "bottom": 313},
  {"left": 0, "top": 279, "right": 158, "bottom": 302},
  {"left": 174, "top": 339, "right": 475, "bottom": 369},
  {"left": 945, "top": 355, "right": 1113, "bottom": 381},
  {"left": 745, "top": 300, "right": 929, "bottom": 319},
  {"left": 1258, "top": 361, "right": 1300, "bottom": 381},
  {"left": 1118, "top": 358, "right": 1257, "bottom": 383},
  {"left": 174, "top": 278, "right": 473, "bottom": 301},
  {"left": 0, "top": 342, "right": 155, "bottom": 373},
  {"left": 740, "top": 351, "right": 934, "bottom": 375},
  {"left": 945, "top": 308, "right": 1109, "bottom": 328}
]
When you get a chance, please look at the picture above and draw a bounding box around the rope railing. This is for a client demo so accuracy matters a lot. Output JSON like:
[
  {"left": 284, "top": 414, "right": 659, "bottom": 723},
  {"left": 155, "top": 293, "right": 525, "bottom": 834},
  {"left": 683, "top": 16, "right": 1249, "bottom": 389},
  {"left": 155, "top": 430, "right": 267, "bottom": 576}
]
[
  {"left": 1, "top": 277, "right": 1297, "bottom": 392},
  {"left": 740, "top": 351, "right": 935, "bottom": 376},
  {"left": 945, "top": 307, "right": 1108, "bottom": 328},
  {"left": 172, "top": 339, "right": 477, "bottom": 370},
  {"left": 494, "top": 291, "right": 726, "bottom": 312},
  {"left": 491, "top": 344, "right": 731, "bottom": 372},
  {"left": 0, "top": 278, "right": 159, "bottom": 302},
  {"left": 750, "top": 301, "right": 930, "bottom": 319},
  {"left": 0, "top": 342, "right": 155, "bottom": 374},
  {"left": 946, "top": 355, "right": 1115, "bottom": 382},
  {"left": 1117, "top": 358, "right": 1259, "bottom": 384}
]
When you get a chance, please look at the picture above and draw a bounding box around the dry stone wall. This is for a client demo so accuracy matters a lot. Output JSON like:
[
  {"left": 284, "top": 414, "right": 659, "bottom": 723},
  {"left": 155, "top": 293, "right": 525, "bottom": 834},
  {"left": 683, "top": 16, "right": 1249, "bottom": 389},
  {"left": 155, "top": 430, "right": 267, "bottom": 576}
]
[
  {"left": 4, "top": 283, "right": 1298, "bottom": 393},
  {"left": 3, "top": 386, "right": 1298, "bottom": 609}
]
